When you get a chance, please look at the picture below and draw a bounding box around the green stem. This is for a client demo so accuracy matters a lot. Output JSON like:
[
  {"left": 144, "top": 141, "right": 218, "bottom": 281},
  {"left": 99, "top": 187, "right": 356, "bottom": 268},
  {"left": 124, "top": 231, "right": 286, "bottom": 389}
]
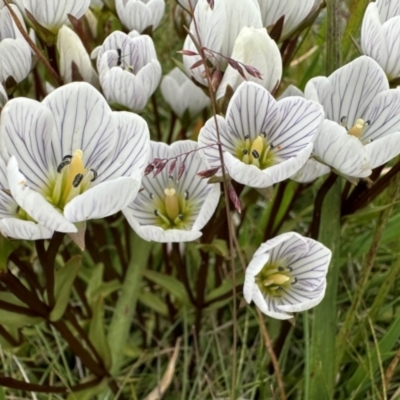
[
  {"left": 108, "top": 233, "right": 152, "bottom": 376},
  {"left": 308, "top": 1, "right": 341, "bottom": 397}
]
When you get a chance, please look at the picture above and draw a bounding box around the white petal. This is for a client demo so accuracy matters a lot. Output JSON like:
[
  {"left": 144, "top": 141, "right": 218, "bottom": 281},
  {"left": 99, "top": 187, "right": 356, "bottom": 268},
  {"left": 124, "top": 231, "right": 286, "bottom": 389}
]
[
  {"left": 182, "top": 35, "right": 207, "bottom": 86},
  {"left": 7, "top": 157, "right": 77, "bottom": 233},
  {"left": 278, "top": 84, "right": 304, "bottom": 100},
  {"left": 381, "top": 16, "right": 400, "bottom": 78},
  {"left": 191, "top": 183, "right": 220, "bottom": 231},
  {"left": 305, "top": 56, "right": 388, "bottom": 125},
  {"left": 313, "top": 120, "right": 372, "bottom": 178},
  {"left": 0, "top": 98, "right": 53, "bottom": 191},
  {"left": 251, "top": 285, "right": 292, "bottom": 319},
  {"left": 0, "top": 218, "right": 53, "bottom": 240},
  {"left": 271, "top": 97, "right": 323, "bottom": 160},
  {"left": 216, "top": 27, "right": 282, "bottom": 99},
  {"left": 290, "top": 158, "right": 330, "bottom": 183},
  {"left": 0, "top": 38, "right": 31, "bottom": 83},
  {"left": 376, "top": 0, "right": 400, "bottom": 21},
  {"left": 42, "top": 82, "right": 117, "bottom": 172},
  {"left": 365, "top": 132, "right": 400, "bottom": 169},
  {"left": 64, "top": 174, "right": 142, "bottom": 223},
  {"left": 96, "top": 111, "right": 150, "bottom": 182},
  {"left": 116, "top": 0, "right": 151, "bottom": 32},
  {"left": 278, "top": 280, "right": 326, "bottom": 313},
  {"left": 361, "top": 4, "right": 388, "bottom": 70},
  {"left": 243, "top": 253, "right": 269, "bottom": 303},
  {"left": 254, "top": 231, "right": 307, "bottom": 258}
]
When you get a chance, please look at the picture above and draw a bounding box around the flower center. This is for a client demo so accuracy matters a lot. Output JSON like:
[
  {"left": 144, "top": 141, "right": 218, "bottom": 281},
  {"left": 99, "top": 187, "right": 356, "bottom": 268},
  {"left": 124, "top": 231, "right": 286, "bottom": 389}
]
[
  {"left": 340, "top": 116, "right": 371, "bottom": 139},
  {"left": 151, "top": 185, "right": 192, "bottom": 230},
  {"left": 235, "top": 134, "right": 276, "bottom": 169},
  {"left": 44, "top": 149, "right": 97, "bottom": 211},
  {"left": 255, "top": 261, "right": 297, "bottom": 297}
]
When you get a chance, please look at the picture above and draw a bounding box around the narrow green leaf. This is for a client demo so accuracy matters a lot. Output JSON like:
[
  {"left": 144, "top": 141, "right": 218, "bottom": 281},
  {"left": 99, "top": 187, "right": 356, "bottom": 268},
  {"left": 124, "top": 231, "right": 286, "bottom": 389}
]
[
  {"left": 49, "top": 255, "right": 81, "bottom": 321},
  {"left": 108, "top": 234, "right": 152, "bottom": 376},
  {"left": 0, "top": 234, "right": 17, "bottom": 272},
  {"left": 66, "top": 378, "right": 108, "bottom": 400},
  {"left": 139, "top": 290, "right": 169, "bottom": 316},
  {"left": 89, "top": 296, "right": 112, "bottom": 370}
]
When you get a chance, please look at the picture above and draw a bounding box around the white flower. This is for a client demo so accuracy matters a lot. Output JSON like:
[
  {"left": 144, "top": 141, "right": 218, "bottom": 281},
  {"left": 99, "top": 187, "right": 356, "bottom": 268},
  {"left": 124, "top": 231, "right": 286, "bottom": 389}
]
[
  {"left": 0, "top": 82, "right": 150, "bottom": 235},
  {"left": 123, "top": 140, "right": 220, "bottom": 243},
  {"left": 57, "top": 25, "right": 98, "bottom": 87},
  {"left": 95, "top": 31, "right": 161, "bottom": 112},
  {"left": 183, "top": 0, "right": 263, "bottom": 82},
  {"left": 0, "top": 155, "right": 52, "bottom": 240},
  {"left": 0, "top": 82, "right": 7, "bottom": 107},
  {"left": 13, "top": 0, "right": 90, "bottom": 34},
  {"left": 361, "top": 0, "right": 400, "bottom": 80},
  {"left": 198, "top": 81, "right": 324, "bottom": 188},
  {"left": 216, "top": 27, "right": 282, "bottom": 99},
  {"left": 0, "top": 5, "right": 31, "bottom": 84},
  {"left": 305, "top": 56, "right": 400, "bottom": 178},
  {"left": 257, "top": 0, "right": 315, "bottom": 40},
  {"left": 160, "top": 67, "right": 209, "bottom": 118},
  {"left": 115, "top": 0, "right": 165, "bottom": 33},
  {"left": 243, "top": 232, "right": 331, "bottom": 320}
]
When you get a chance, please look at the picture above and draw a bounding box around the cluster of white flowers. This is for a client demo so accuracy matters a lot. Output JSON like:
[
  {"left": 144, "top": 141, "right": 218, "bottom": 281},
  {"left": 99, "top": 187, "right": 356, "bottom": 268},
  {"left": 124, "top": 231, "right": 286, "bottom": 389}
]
[{"left": 0, "top": 0, "right": 398, "bottom": 320}]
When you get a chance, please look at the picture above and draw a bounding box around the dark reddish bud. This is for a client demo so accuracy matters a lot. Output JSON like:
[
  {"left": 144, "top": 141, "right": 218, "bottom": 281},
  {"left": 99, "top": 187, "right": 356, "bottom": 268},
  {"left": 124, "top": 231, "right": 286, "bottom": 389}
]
[
  {"left": 179, "top": 49, "right": 199, "bottom": 56},
  {"left": 177, "top": 162, "right": 186, "bottom": 180},
  {"left": 190, "top": 59, "right": 204, "bottom": 70},
  {"left": 144, "top": 163, "right": 155, "bottom": 175},
  {"left": 153, "top": 159, "right": 168, "bottom": 178},
  {"left": 152, "top": 158, "right": 163, "bottom": 167},
  {"left": 244, "top": 65, "right": 263, "bottom": 79},
  {"left": 168, "top": 159, "right": 177, "bottom": 175},
  {"left": 197, "top": 166, "right": 220, "bottom": 178},
  {"left": 228, "top": 184, "right": 242, "bottom": 214},
  {"left": 228, "top": 59, "right": 246, "bottom": 80},
  {"left": 211, "top": 69, "right": 223, "bottom": 92}
]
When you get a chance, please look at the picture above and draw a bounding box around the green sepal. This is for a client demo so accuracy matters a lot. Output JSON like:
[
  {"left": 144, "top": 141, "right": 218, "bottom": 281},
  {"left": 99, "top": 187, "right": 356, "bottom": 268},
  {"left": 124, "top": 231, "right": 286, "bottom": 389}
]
[
  {"left": 49, "top": 256, "right": 81, "bottom": 322},
  {"left": 89, "top": 296, "right": 112, "bottom": 370},
  {"left": 66, "top": 378, "right": 108, "bottom": 400},
  {"left": 0, "top": 234, "right": 17, "bottom": 272}
]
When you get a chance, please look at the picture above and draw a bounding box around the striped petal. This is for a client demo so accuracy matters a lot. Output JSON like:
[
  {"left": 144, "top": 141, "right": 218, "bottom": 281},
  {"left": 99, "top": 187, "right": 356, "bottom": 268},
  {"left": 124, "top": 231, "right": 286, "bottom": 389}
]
[
  {"left": 365, "top": 132, "right": 400, "bottom": 169},
  {"left": 0, "top": 218, "right": 53, "bottom": 240},
  {"left": 290, "top": 158, "right": 330, "bottom": 183}
]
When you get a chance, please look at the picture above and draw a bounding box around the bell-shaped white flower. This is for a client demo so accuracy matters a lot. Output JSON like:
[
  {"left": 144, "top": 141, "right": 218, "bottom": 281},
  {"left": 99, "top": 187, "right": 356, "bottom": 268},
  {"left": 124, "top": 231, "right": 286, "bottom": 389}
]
[
  {"left": 160, "top": 67, "right": 209, "bottom": 118},
  {"left": 123, "top": 140, "right": 220, "bottom": 243},
  {"left": 95, "top": 31, "right": 161, "bottom": 112},
  {"left": 0, "top": 82, "right": 150, "bottom": 235},
  {"left": 243, "top": 232, "right": 331, "bottom": 320},
  {"left": 305, "top": 56, "right": 400, "bottom": 178},
  {"left": 13, "top": 0, "right": 90, "bottom": 34},
  {"left": 257, "top": 0, "right": 315, "bottom": 40},
  {"left": 361, "top": 0, "right": 400, "bottom": 80},
  {"left": 57, "top": 25, "right": 98, "bottom": 87},
  {"left": 183, "top": 0, "right": 263, "bottom": 81},
  {"left": 115, "top": 0, "right": 165, "bottom": 33},
  {"left": 216, "top": 27, "right": 282, "bottom": 99},
  {"left": 0, "top": 5, "right": 31, "bottom": 84},
  {"left": 0, "top": 155, "right": 52, "bottom": 240},
  {"left": 198, "top": 81, "right": 324, "bottom": 188}
]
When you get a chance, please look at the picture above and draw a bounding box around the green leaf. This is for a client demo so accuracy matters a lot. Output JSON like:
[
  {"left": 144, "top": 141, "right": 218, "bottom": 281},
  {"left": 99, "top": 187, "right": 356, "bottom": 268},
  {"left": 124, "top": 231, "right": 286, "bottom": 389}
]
[
  {"left": 142, "top": 269, "right": 187, "bottom": 302},
  {"left": 91, "top": 279, "right": 121, "bottom": 300},
  {"left": 49, "top": 256, "right": 81, "bottom": 322},
  {"left": 139, "top": 290, "right": 169, "bottom": 316},
  {"left": 205, "top": 272, "right": 244, "bottom": 303},
  {"left": 89, "top": 296, "right": 112, "bottom": 370},
  {"left": 196, "top": 239, "right": 229, "bottom": 258}
]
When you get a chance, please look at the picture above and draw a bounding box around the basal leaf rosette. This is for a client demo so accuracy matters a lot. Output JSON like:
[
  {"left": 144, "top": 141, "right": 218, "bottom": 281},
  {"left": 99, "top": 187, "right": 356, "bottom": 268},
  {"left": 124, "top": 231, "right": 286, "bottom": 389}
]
[
  {"left": 243, "top": 232, "right": 332, "bottom": 320},
  {"left": 0, "top": 82, "right": 150, "bottom": 238},
  {"left": 305, "top": 56, "right": 400, "bottom": 178},
  {"left": 123, "top": 140, "right": 221, "bottom": 243},
  {"left": 198, "top": 81, "right": 324, "bottom": 188}
]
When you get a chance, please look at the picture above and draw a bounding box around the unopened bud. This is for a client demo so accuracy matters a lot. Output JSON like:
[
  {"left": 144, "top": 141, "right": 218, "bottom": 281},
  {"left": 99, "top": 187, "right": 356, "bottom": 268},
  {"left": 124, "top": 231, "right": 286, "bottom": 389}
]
[
  {"left": 168, "top": 159, "right": 177, "bottom": 175},
  {"left": 211, "top": 69, "right": 223, "bottom": 92},
  {"left": 144, "top": 163, "right": 155, "bottom": 175},
  {"left": 197, "top": 166, "right": 220, "bottom": 178},
  {"left": 177, "top": 162, "right": 186, "bottom": 180},
  {"left": 228, "top": 184, "right": 242, "bottom": 214},
  {"left": 153, "top": 159, "right": 168, "bottom": 177}
]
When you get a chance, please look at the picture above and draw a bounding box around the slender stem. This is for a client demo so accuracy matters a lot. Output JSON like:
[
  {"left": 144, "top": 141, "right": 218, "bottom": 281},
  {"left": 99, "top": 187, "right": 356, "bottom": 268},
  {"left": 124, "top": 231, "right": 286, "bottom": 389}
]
[
  {"left": 167, "top": 112, "right": 177, "bottom": 144},
  {"left": 0, "top": 299, "right": 38, "bottom": 316},
  {"left": 151, "top": 94, "right": 163, "bottom": 141},
  {"left": 188, "top": 15, "right": 239, "bottom": 388},
  {"left": 194, "top": 251, "right": 209, "bottom": 335},
  {"left": 264, "top": 181, "right": 288, "bottom": 241}
]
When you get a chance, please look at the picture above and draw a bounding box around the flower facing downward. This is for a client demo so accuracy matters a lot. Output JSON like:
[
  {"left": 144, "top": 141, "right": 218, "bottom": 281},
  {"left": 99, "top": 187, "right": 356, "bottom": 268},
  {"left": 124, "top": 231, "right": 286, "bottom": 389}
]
[
  {"left": 160, "top": 67, "right": 210, "bottom": 118},
  {"left": 123, "top": 141, "right": 220, "bottom": 243},
  {"left": 0, "top": 82, "right": 150, "bottom": 238},
  {"left": 198, "top": 81, "right": 324, "bottom": 188},
  {"left": 95, "top": 31, "right": 161, "bottom": 112},
  {"left": 361, "top": 0, "right": 400, "bottom": 80},
  {"left": 243, "top": 232, "right": 331, "bottom": 320},
  {"left": 115, "top": 0, "right": 165, "bottom": 33},
  {"left": 305, "top": 56, "right": 400, "bottom": 178}
]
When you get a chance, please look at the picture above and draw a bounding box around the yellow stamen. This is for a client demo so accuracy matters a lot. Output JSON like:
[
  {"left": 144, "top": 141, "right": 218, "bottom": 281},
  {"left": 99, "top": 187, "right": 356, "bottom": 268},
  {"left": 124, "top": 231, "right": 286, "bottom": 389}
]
[
  {"left": 164, "top": 188, "right": 180, "bottom": 221},
  {"left": 250, "top": 136, "right": 264, "bottom": 162},
  {"left": 265, "top": 274, "right": 290, "bottom": 286},
  {"left": 348, "top": 118, "right": 366, "bottom": 138}
]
